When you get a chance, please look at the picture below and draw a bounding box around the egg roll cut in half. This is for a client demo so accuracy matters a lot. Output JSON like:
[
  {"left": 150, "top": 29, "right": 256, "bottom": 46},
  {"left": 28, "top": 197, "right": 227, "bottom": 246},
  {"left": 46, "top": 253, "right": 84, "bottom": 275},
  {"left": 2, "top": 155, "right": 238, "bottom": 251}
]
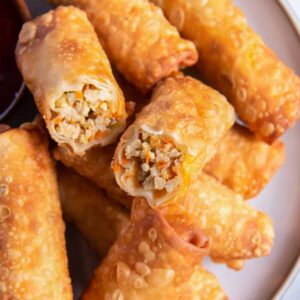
[
  {"left": 180, "top": 173, "right": 274, "bottom": 262},
  {"left": 82, "top": 198, "right": 209, "bottom": 300},
  {"left": 57, "top": 165, "right": 130, "bottom": 257},
  {"left": 204, "top": 124, "right": 285, "bottom": 199},
  {"left": 151, "top": 0, "right": 300, "bottom": 142},
  {"left": 113, "top": 74, "right": 235, "bottom": 207},
  {"left": 0, "top": 125, "right": 72, "bottom": 299},
  {"left": 16, "top": 6, "right": 127, "bottom": 156},
  {"left": 50, "top": 0, "right": 198, "bottom": 93}
]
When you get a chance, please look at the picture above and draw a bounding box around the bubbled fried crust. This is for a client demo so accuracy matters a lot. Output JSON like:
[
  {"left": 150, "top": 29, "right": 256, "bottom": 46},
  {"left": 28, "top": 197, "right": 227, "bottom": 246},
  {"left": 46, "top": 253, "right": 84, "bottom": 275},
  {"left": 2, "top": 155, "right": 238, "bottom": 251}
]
[
  {"left": 152, "top": 0, "right": 300, "bottom": 142},
  {"left": 53, "top": 144, "right": 132, "bottom": 208},
  {"left": 113, "top": 75, "right": 235, "bottom": 205},
  {"left": 181, "top": 173, "right": 274, "bottom": 260},
  {"left": 50, "top": 0, "right": 198, "bottom": 93},
  {"left": 16, "top": 6, "right": 126, "bottom": 154},
  {"left": 57, "top": 165, "right": 130, "bottom": 257},
  {"left": 204, "top": 124, "right": 285, "bottom": 199},
  {"left": 82, "top": 198, "right": 208, "bottom": 299},
  {"left": 0, "top": 127, "right": 72, "bottom": 299}
]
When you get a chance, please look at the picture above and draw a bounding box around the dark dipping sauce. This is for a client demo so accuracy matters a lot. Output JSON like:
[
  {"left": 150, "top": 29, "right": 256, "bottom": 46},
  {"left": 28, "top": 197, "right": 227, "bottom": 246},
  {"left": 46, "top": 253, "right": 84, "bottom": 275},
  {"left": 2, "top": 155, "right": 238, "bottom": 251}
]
[{"left": 0, "top": 0, "right": 24, "bottom": 115}]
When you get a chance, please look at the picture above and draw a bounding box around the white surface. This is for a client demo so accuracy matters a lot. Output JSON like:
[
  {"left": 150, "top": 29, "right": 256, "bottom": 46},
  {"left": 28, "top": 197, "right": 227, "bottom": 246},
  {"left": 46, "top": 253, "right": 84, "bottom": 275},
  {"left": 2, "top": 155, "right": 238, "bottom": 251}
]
[
  {"left": 279, "top": 0, "right": 300, "bottom": 36},
  {"left": 203, "top": 1, "right": 300, "bottom": 299},
  {"left": 26, "top": 1, "right": 300, "bottom": 299}
]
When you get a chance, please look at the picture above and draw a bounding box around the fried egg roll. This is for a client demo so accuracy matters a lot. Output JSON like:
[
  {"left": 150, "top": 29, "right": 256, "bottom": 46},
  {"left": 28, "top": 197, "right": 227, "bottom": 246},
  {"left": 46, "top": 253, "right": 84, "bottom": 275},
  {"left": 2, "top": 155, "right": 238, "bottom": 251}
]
[
  {"left": 50, "top": 0, "right": 198, "bottom": 93},
  {"left": 112, "top": 74, "right": 235, "bottom": 207},
  {"left": 180, "top": 173, "right": 274, "bottom": 261},
  {"left": 0, "top": 126, "right": 72, "bottom": 299},
  {"left": 57, "top": 165, "right": 130, "bottom": 257},
  {"left": 151, "top": 0, "right": 300, "bottom": 142},
  {"left": 16, "top": 6, "right": 127, "bottom": 155},
  {"left": 180, "top": 266, "right": 227, "bottom": 300},
  {"left": 204, "top": 124, "right": 285, "bottom": 199},
  {"left": 82, "top": 198, "right": 209, "bottom": 299},
  {"left": 53, "top": 144, "right": 132, "bottom": 208}
]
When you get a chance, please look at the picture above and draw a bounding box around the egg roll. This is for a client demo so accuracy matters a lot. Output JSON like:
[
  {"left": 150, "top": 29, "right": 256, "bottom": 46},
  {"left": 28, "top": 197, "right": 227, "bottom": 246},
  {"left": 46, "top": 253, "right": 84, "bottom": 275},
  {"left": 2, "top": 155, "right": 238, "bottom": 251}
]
[
  {"left": 82, "top": 198, "right": 209, "bottom": 299},
  {"left": 112, "top": 74, "right": 235, "bottom": 207},
  {"left": 16, "top": 6, "right": 127, "bottom": 156},
  {"left": 151, "top": 0, "right": 300, "bottom": 142},
  {"left": 57, "top": 165, "right": 130, "bottom": 257},
  {"left": 180, "top": 173, "right": 274, "bottom": 261},
  {"left": 50, "top": 0, "right": 198, "bottom": 93},
  {"left": 0, "top": 125, "right": 72, "bottom": 299},
  {"left": 204, "top": 124, "right": 285, "bottom": 199},
  {"left": 53, "top": 144, "right": 132, "bottom": 208}
]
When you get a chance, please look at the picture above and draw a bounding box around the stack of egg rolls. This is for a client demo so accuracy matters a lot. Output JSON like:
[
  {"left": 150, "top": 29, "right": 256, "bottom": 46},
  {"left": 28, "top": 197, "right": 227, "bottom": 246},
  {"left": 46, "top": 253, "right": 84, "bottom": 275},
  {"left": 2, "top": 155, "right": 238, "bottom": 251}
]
[
  {"left": 151, "top": 0, "right": 300, "bottom": 142},
  {"left": 50, "top": 0, "right": 198, "bottom": 92},
  {"left": 0, "top": 125, "right": 72, "bottom": 299},
  {"left": 16, "top": 6, "right": 127, "bottom": 155}
]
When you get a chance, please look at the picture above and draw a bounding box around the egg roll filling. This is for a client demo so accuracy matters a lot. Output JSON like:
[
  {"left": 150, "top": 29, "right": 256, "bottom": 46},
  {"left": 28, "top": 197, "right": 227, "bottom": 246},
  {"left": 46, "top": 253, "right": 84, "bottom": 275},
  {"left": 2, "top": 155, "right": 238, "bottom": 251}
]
[
  {"left": 51, "top": 84, "right": 118, "bottom": 145},
  {"left": 124, "top": 131, "right": 183, "bottom": 194}
]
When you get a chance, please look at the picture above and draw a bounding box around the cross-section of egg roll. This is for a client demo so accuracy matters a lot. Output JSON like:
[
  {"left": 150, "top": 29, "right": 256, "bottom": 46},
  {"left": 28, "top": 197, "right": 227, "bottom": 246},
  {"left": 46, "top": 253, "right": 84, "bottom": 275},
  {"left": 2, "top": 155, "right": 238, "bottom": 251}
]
[
  {"left": 57, "top": 165, "right": 130, "bottom": 257},
  {"left": 0, "top": 125, "right": 72, "bottom": 299},
  {"left": 204, "top": 124, "right": 285, "bottom": 199},
  {"left": 50, "top": 0, "right": 198, "bottom": 93},
  {"left": 16, "top": 6, "right": 127, "bottom": 156},
  {"left": 180, "top": 173, "right": 274, "bottom": 262},
  {"left": 151, "top": 0, "right": 300, "bottom": 142},
  {"left": 112, "top": 74, "right": 235, "bottom": 207},
  {"left": 82, "top": 198, "right": 209, "bottom": 299}
]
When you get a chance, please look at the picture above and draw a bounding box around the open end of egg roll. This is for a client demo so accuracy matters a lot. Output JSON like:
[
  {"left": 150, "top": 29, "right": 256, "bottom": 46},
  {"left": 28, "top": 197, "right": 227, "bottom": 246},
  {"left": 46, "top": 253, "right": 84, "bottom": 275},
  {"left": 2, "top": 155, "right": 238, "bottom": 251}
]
[
  {"left": 114, "top": 127, "right": 185, "bottom": 206},
  {"left": 50, "top": 82, "right": 124, "bottom": 152}
]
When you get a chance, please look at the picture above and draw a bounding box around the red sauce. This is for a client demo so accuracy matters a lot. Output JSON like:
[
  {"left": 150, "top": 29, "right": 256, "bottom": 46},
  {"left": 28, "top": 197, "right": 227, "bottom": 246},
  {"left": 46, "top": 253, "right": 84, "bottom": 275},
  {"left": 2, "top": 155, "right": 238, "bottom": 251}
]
[{"left": 0, "top": 0, "right": 24, "bottom": 114}]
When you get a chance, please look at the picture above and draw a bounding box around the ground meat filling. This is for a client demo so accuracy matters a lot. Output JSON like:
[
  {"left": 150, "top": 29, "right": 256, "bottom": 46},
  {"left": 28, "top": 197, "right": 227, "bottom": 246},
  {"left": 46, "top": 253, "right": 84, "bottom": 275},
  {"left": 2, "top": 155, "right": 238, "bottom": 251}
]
[
  {"left": 52, "top": 84, "right": 117, "bottom": 145},
  {"left": 124, "top": 132, "right": 183, "bottom": 193}
]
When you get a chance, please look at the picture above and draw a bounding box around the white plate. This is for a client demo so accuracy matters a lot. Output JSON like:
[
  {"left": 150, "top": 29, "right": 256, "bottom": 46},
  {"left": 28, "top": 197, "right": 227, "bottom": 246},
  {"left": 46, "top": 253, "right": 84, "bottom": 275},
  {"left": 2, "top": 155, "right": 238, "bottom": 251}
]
[{"left": 25, "top": 1, "right": 300, "bottom": 299}]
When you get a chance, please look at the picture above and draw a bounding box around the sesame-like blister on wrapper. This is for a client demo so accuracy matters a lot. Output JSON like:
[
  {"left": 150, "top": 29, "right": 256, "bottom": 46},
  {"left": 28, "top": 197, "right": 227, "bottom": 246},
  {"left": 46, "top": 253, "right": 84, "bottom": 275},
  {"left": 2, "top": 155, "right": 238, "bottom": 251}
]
[
  {"left": 16, "top": 6, "right": 127, "bottom": 156},
  {"left": 112, "top": 74, "right": 235, "bottom": 207},
  {"left": 0, "top": 125, "right": 72, "bottom": 299},
  {"left": 49, "top": 0, "right": 198, "bottom": 93},
  {"left": 152, "top": 0, "right": 300, "bottom": 142},
  {"left": 82, "top": 198, "right": 209, "bottom": 300},
  {"left": 57, "top": 165, "right": 130, "bottom": 257}
]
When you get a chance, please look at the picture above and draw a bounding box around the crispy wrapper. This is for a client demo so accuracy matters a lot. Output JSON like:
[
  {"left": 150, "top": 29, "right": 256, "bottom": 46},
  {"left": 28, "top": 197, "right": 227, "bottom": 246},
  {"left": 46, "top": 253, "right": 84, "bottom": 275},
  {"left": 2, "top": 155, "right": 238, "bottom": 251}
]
[
  {"left": 50, "top": 0, "right": 198, "bottom": 93},
  {"left": 180, "top": 173, "right": 274, "bottom": 261},
  {"left": 112, "top": 74, "right": 235, "bottom": 207},
  {"left": 57, "top": 165, "right": 130, "bottom": 257},
  {"left": 180, "top": 266, "right": 227, "bottom": 300},
  {"left": 16, "top": 6, "right": 127, "bottom": 155},
  {"left": 82, "top": 198, "right": 209, "bottom": 299},
  {"left": 0, "top": 126, "right": 72, "bottom": 299},
  {"left": 204, "top": 124, "right": 285, "bottom": 199},
  {"left": 53, "top": 144, "right": 132, "bottom": 208},
  {"left": 152, "top": 0, "right": 300, "bottom": 142}
]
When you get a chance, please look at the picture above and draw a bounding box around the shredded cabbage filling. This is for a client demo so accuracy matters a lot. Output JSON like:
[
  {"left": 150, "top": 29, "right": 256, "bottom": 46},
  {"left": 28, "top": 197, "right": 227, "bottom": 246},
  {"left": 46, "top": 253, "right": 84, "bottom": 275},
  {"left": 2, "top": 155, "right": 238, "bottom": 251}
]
[
  {"left": 124, "top": 132, "right": 182, "bottom": 193},
  {"left": 51, "top": 84, "right": 117, "bottom": 144}
]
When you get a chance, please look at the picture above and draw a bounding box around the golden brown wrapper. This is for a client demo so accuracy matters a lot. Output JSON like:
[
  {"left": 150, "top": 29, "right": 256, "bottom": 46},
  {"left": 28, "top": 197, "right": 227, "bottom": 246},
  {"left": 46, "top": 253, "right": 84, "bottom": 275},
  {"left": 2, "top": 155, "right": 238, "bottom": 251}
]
[
  {"left": 16, "top": 6, "right": 127, "bottom": 155},
  {"left": 204, "top": 124, "right": 285, "bottom": 199},
  {"left": 113, "top": 74, "right": 235, "bottom": 207},
  {"left": 53, "top": 144, "right": 132, "bottom": 208},
  {"left": 180, "top": 266, "right": 227, "bottom": 300},
  {"left": 50, "top": 0, "right": 198, "bottom": 93},
  {"left": 57, "top": 165, "right": 130, "bottom": 257},
  {"left": 82, "top": 198, "right": 209, "bottom": 299},
  {"left": 151, "top": 0, "right": 300, "bottom": 142},
  {"left": 180, "top": 173, "right": 274, "bottom": 261},
  {"left": 0, "top": 126, "right": 72, "bottom": 299}
]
